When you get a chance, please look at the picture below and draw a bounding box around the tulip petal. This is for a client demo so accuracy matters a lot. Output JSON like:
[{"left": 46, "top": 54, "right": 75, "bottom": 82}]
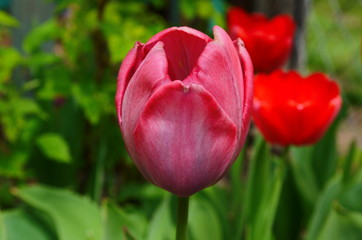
[
  {"left": 293, "top": 73, "right": 342, "bottom": 144},
  {"left": 273, "top": 72, "right": 341, "bottom": 145},
  {"left": 184, "top": 26, "right": 244, "bottom": 142},
  {"left": 121, "top": 42, "right": 170, "bottom": 143},
  {"left": 145, "top": 27, "right": 212, "bottom": 81},
  {"left": 233, "top": 38, "right": 254, "bottom": 147},
  {"left": 115, "top": 42, "right": 145, "bottom": 125},
  {"left": 227, "top": 7, "right": 295, "bottom": 73},
  {"left": 253, "top": 101, "right": 292, "bottom": 145},
  {"left": 132, "top": 81, "right": 237, "bottom": 197},
  {"left": 253, "top": 71, "right": 342, "bottom": 146}
]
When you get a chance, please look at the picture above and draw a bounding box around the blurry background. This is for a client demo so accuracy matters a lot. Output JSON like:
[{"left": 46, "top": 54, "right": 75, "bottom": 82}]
[{"left": 0, "top": 0, "right": 361, "bottom": 239}]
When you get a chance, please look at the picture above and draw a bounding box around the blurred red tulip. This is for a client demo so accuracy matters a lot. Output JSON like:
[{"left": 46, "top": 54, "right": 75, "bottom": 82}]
[
  {"left": 227, "top": 7, "right": 296, "bottom": 73},
  {"left": 253, "top": 70, "right": 342, "bottom": 146},
  {"left": 115, "top": 26, "right": 253, "bottom": 197}
]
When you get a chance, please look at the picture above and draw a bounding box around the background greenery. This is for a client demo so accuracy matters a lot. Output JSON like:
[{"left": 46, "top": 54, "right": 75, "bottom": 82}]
[{"left": 0, "top": 0, "right": 361, "bottom": 239}]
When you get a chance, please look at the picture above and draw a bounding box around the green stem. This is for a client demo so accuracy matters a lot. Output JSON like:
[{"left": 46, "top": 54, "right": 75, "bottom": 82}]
[{"left": 176, "top": 196, "right": 190, "bottom": 240}]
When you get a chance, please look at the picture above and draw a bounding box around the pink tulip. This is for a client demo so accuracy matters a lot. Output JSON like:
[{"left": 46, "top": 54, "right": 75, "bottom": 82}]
[{"left": 115, "top": 26, "right": 253, "bottom": 197}]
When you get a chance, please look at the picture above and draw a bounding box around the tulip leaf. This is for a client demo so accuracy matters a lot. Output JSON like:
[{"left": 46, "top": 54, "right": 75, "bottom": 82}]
[
  {"left": 290, "top": 146, "right": 320, "bottom": 205},
  {"left": 188, "top": 194, "right": 224, "bottom": 240},
  {"left": 255, "top": 157, "right": 285, "bottom": 239},
  {"left": 102, "top": 201, "right": 147, "bottom": 240},
  {"left": 36, "top": 133, "right": 71, "bottom": 163},
  {"left": 273, "top": 166, "right": 305, "bottom": 240},
  {"left": 316, "top": 207, "right": 362, "bottom": 240},
  {"left": 146, "top": 195, "right": 175, "bottom": 240},
  {"left": 1, "top": 208, "right": 56, "bottom": 240},
  {"left": 305, "top": 177, "right": 343, "bottom": 240},
  {"left": 311, "top": 119, "right": 339, "bottom": 189},
  {"left": 342, "top": 141, "right": 357, "bottom": 183},
  {"left": 118, "top": 183, "right": 165, "bottom": 203},
  {"left": 201, "top": 187, "right": 231, "bottom": 239},
  {"left": 243, "top": 136, "right": 269, "bottom": 224},
  {"left": 13, "top": 185, "right": 102, "bottom": 240},
  {"left": 290, "top": 116, "right": 344, "bottom": 211},
  {"left": 339, "top": 181, "right": 362, "bottom": 213},
  {"left": 240, "top": 135, "right": 286, "bottom": 240},
  {"left": 230, "top": 149, "right": 246, "bottom": 211}
]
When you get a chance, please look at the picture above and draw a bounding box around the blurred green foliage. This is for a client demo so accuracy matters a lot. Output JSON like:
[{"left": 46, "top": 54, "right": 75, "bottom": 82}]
[
  {"left": 307, "top": 0, "right": 362, "bottom": 105},
  {"left": 0, "top": 0, "right": 361, "bottom": 239}
]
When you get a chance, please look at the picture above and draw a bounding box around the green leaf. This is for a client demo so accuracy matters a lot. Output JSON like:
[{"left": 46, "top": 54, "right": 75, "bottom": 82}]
[
  {"left": 238, "top": 135, "right": 286, "bottom": 240},
  {"left": 1, "top": 208, "right": 55, "bottom": 240},
  {"left": 0, "top": 11, "right": 19, "bottom": 27},
  {"left": 0, "top": 96, "right": 43, "bottom": 142},
  {"left": 254, "top": 157, "right": 285, "bottom": 240},
  {"left": 342, "top": 141, "right": 357, "bottom": 183},
  {"left": 317, "top": 207, "right": 362, "bottom": 240},
  {"left": 273, "top": 166, "right": 304, "bottom": 240},
  {"left": 290, "top": 117, "right": 343, "bottom": 209},
  {"left": 290, "top": 146, "right": 320, "bottom": 205},
  {"left": 23, "top": 19, "right": 60, "bottom": 53},
  {"left": 243, "top": 136, "right": 270, "bottom": 226},
  {"left": 71, "top": 83, "right": 111, "bottom": 125},
  {"left": 14, "top": 185, "right": 102, "bottom": 240},
  {"left": 102, "top": 2, "right": 166, "bottom": 63},
  {"left": 15, "top": 98, "right": 43, "bottom": 116},
  {"left": 36, "top": 133, "right": 71, "bottom": 163},
  {"left": 0, "top": 48, "right": 22, "bottom": 82},
  {"left": 306, "top": 177, "right": 343, "bottom": 240},
  {"left": 102, "top": 201, "right": 147, "bottom": 240},
  {"left": 230, "top": 149, "right": 245, "bottom": 212},
  {"left": 339, "top": 181, "right": 362, "bottom": 213},
  {"left": 118, "top": 183, "right": 165, "bottom": 203},
  {"left": 0, "top": 151, "right": 27, "bottom": 178},
  {"left": 146, "top": 195, "right": 175, "bottom": 240},
  {"left": 188, "top": 194, "right": 223, "bottom": 240},
  {"left": 311, "top": 119, "right": 340, "bottom": 189},
  {"left": 27, "top": 53, "right": 60, "bottom": 70},
  {"left": 201, "top": 187, "right": 231, "bottom": 239}
]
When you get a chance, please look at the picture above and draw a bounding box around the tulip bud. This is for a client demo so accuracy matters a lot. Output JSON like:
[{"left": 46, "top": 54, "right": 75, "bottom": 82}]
[
  {"left": 253, "top": 70, "right": 342, "bottom": 146},
  {"left": 115, "top": 26, "right": 253, "bottom": 197},
  {"left": 227, "top": 7, "right": 295, "bottom": 73}
]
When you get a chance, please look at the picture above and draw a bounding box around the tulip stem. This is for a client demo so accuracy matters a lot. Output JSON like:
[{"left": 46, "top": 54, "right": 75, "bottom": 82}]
[{"left": 176, "top": 196, "right": 189, "bottom": 240}]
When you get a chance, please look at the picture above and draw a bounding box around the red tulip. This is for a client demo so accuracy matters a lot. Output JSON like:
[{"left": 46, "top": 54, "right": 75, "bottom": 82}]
[
  {"left": 253, "top": 70, "right": 342, "bottom": 146},
  {"left": 227, "top": 7, "right": 295, "bottom": 73},
  {"left": 115, "top": 26, "right": 253, "bottom": 197}
]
